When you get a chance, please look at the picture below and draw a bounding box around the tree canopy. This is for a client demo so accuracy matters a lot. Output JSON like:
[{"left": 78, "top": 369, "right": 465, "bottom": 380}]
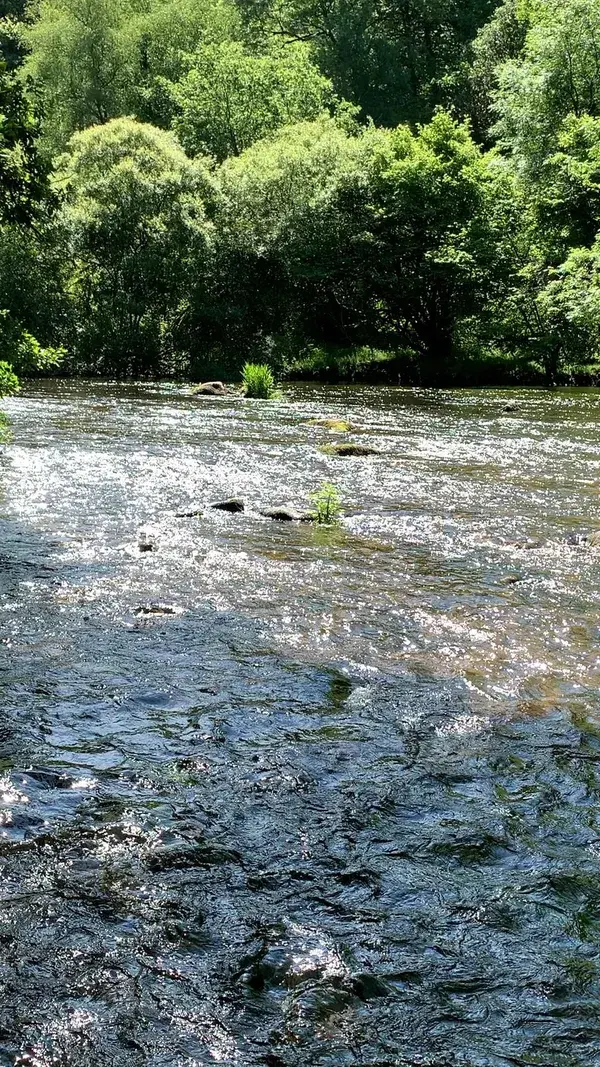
[{"left": 2, "top": 0, "right": 600, "bottom": 385}]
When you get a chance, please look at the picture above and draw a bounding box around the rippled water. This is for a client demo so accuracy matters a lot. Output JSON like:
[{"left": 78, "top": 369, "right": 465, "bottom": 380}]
[{"left": 1, "top": 380, "right": 600, "bottom": 1066}]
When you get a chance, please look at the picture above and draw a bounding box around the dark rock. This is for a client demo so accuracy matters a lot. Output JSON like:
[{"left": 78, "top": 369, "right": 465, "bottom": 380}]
[
  {"left": 134, "top": 603, "right": 181, "bottom": 617},
  {"left": 176, "top": 508, "right": 203, "bottom": 518},
  {"left": 210, "top": 498, "right": 245, "bottom": 513},
  {"left": 352, "top": 973, "right": 397, "bottom": 1000},
  {"left": 261, "top": 506, "right": 314, "bottom": 522},
  {"left": 514, "top": 537, "right": 544, "bottom": 550},
  {"left": 503, "top": 403, "right": 518, "bottom": 413},
  {"left": 324, "top": 442, "right": 380, "bottom": 457},
  {"left": 565, "top": 531, "right": 589, "bottom": 546},
  {"left": 137, "top": 526, "right": 158, "bottom": 552}
]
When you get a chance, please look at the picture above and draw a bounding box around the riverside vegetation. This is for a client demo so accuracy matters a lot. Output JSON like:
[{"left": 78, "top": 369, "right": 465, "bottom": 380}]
[{"left": 3, "top": 0, "right": 600, "bottom": 387}]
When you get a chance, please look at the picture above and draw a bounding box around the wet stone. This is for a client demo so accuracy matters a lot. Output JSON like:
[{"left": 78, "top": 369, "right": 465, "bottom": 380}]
[
  {"left": 210, "top": 498, "right": 245, "bottom": 513},
  {"left": 261, "top": 506, "right": 314, "bottom": 522},
  {"left": 323, "top": 441, "right": 380, "bottom": 457},
  {"left": 134, "top": 603, "right": 181, "bottom": 617},
  {"left": 145, "top": 841, "right": 243, "bottom": 871}
]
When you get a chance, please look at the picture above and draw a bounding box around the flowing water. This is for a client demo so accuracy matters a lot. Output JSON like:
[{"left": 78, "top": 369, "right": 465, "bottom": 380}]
[{"left": 1, "top": 379, "right": 600, "bottom": 1066}]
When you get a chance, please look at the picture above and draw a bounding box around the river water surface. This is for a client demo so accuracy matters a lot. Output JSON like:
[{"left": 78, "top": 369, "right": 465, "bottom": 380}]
[{"left": 1, "top": 381, "right": 600, "bottom": 1066}]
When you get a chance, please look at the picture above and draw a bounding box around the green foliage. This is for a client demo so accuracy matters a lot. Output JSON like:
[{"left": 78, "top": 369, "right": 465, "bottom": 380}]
[
  {"left": 0, "top": 309, "right": 64, "bottom": 372},
  {"left": 310, "top": 481, "right": 342, "bottom": 525},
  {"left": 173, "top": 41, "right": 335, "bottom": 160},
  {"left": 24, "top": 0, "right": 138, "bottom": 153},
  {"left": 0, "top": 58, "right": 49, "bottom": 223},
  {"left": 23, "top": 0, "right": 241, "bottom": 151},
  {"left": 241, "top": 361, "right": 277, "bottom": 397},
  {"left": 239, "top": 0, "right": 499, "bottom": 128},
  {"left": 0, "top": 360, "right": 19, "bottom": 395},
  {"left": 56, "top": 117, "right": 214, "bottom": 375},
  {"left": 288, "top": 344, "right": 400, "bottom": 382},
  {"left": 494, "top": 0, "right": 600, "bottom": 170},
  {"left": 218, "top": 112, "right": 507, "bottom": 370},
  {"left": 11, "top": 0, "right": 600, "bottom": 386}
]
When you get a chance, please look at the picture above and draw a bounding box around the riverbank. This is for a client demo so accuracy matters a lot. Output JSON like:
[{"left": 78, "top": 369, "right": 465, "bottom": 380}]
[{"left": 282, "top": 345, "right": 600, "bottom": 387}]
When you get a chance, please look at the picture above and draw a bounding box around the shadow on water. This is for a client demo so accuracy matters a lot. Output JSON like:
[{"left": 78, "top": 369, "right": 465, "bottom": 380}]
[{"left": 0, "top": 383, "right": 599, "bottom": 1065}]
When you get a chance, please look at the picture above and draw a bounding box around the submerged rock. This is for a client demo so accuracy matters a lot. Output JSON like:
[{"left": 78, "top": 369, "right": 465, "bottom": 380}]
[
  {"left": 565, "top": 530, "right": 600, "bottom": 547},
  {"left": 176, "top": 498, "right": 245, "bottom": 517},
  {"left": 210, "top": 498, "right": 245, "bottom": 513},
  {"left": 146, "top": 841, "right": 242, "bottom": 871},
  {"left": 322, "top": 441, "right": 380, "bottom": 457},
  {"left": 309, "top": 417, "right": 353, "bottom": 432},
  {"left": 261, "top": 506, "right": 314, "bottom": 522},
  {"left": 137, "top": 526, "right": 158, "bottom": 552},
  {"left": 565, "top": 531, "right": 590, "bottom": 546},
  {"left": 503, "top": 403, "right": 518, "bottom": 413},
  {"left": 134, "top": 603, "right": 182, "bottom": 617},
  {"left": 191, "top": 381, "right": 227, "bottom": 396}
]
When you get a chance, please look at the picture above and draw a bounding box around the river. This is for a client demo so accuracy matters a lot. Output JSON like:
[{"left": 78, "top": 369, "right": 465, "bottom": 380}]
[{"left": 0, "top": 380, "right": 599, "bottom": 1066}]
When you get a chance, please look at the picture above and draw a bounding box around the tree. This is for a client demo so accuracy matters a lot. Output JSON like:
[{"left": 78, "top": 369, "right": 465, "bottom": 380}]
[
  {"left": 0, "top": 58, "right": 49, "bottom": 223},
  {"left": 215, "top": 112, "right": 505, "bottom": 372},
  {"left": 56, "top": 117, "right": 214, "bottom": 374},
  {"left": 24, "top": 0, "right": 138, "bottom": 153},
  {"left": 172, "top": 40, "right": 335, "bottom": 160},
  {"left": 494, "top": 0, "right": 600, "bottom": 172},
  {"left": 237, "top": 0, "right": 500, "bottom": 127}
]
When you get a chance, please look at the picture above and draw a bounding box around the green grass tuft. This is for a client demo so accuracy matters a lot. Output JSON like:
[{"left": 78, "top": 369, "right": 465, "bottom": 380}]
[
  {"left": 242, "top": 362, "right": 277, "bottom": 399},
  {"left": 310, "top": 482, "right": 343, "bottom": 525}
]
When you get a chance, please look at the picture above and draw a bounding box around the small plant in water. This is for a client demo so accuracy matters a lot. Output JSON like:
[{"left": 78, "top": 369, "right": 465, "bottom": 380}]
[
  {"left": 310, "top": 482, "right": 343, "bottom": 525},
  {"left": 242, "top": 362, "right": 277, "bottom": 399}
]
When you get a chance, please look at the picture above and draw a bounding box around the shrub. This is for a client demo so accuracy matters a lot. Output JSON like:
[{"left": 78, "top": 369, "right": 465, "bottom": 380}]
[
  {"left": 0, "top": 361, "right": 20, "bottom": 397},
  {"left": 242, "top": 362, "right": 277, "bottom": 398},
  {"left": 310, "top": 482, "right": 343, "bottom": 525}
]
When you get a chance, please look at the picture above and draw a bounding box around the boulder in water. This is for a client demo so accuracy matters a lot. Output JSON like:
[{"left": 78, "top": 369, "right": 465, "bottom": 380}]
[
  {"left": 309, "top": 417, "right": 353, "bottom": 432},
  {"left": 191, "top": 381, "right": 227, "bottom": 396},
  {"left": 567, "top": 530, "right": 600, "bottom": 547},
  {"left": 503, "top": 403, "right": 518, "bottom": 413},
  {"left": 134, "top": 603, "right": 182, "bottom": 617},
  {"left": 322, "top": 441, "right": 380, "bottom": 457},
  {"left": 565, "top": 531, "right": 590, "bottom": 546},
  {"left": 210, "top": 498, "right": 245, "bottom": 513},
  {"left": 261, "top": 505, "right": 314, "bottom": 522},
  {"left": 137, "top": 526, "right": 158, "bottom": 552}
]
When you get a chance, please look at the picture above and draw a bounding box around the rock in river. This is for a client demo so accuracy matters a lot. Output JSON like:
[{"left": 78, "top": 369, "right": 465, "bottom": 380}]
[
  {"left": 309, "top": 417, "right": 353, "bottom": 432},
  {"left": 176, "top": 498, "right": 245, "bottom": 517},
  {"left": 191, "top": 381, "right": 227, "bottom": 396},
  {"left": 137, "top": 525, "right": 158, "bottom": 552},
  {"left": 211, "top": 498, "right": 245, "bottom": 513},
  {"left": 565, "top": 530, "right": 600, "bottom": 547},
  {"left": 261, "top": 506, "right": 314, "bottom": 522},
  {"left": 323, "top": 441, "right": 380, "bottom": 457},
  {"left": 134, "top": 603, "right": 182, "bottom": 617}
]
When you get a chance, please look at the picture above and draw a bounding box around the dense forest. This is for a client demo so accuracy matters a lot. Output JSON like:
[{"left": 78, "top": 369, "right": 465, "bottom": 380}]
[{"left": 2, "top": 0, "right": 600, "bottom": 386}]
